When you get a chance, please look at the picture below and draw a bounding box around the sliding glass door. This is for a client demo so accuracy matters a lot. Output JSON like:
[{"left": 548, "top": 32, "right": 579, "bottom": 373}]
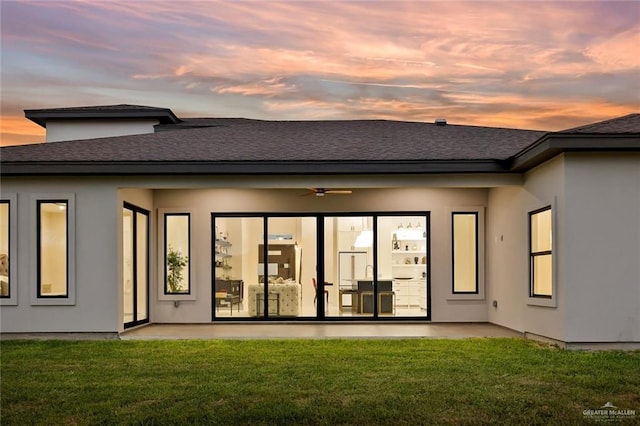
[
  {"left": 123, "top": 203, "right": 149, "bottom": 328},
  {"left": 324, "top": 214, "right": 429, "bottom": 318},
  {"left": 212, "top": 215, "right": 317, "bottom": 319},
  {"left": 212, "top": 212, "right": 430, "bottom": 320}
]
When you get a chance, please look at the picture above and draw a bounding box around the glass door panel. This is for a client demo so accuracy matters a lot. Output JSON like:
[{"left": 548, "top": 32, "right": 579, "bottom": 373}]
[
  {"left": 378, "top": 215, "right": 428, "bottom": 317},
  {"left": 325, "top": 216, "right": 374, "bottom": 317},
  {"left": 136, "top": 212, "right": 148, "bottom": 321},
  {"left": 214, "top": 217, "right": 263, "bottom": 318},
  {"left": 123, "top": 208, "right": 134, "bottom": 324},
  {"left": 123, "top": 204, "right": 149, "bottom": 328},
  {"left": 266, "top": 217, "right": 316, "bottom": 318}
]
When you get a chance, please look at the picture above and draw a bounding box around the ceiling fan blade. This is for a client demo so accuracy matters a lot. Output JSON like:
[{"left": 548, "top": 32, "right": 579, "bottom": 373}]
[{"left": 304, "top": 188, "right": 353, "bottom": 196}]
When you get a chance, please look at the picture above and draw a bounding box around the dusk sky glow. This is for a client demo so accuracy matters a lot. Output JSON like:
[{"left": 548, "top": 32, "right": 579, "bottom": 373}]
[{"left": 1, "top": 0, "right": 638, "bottom": 146}]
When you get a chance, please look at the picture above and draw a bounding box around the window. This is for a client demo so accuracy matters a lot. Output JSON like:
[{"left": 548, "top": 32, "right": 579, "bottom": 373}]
[
  {"left": 164, "top": 213, "right": 190, "bottom": 294},
  {"left": 37, "top": 201, "right": 68, "bottom": 297},
  {"left": 0, "top": 200, "right": 9, "bottom": 299},
  {"left": 452, "top": 212, "right": 478, "bottom": 294},
  {"left": 530, "top": 206, "right": 553, "bottom": 298}
]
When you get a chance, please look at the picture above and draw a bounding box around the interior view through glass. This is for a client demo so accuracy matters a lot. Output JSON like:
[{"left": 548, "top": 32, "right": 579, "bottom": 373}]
[
  {"left": 0, "top": 201, "right": 9, "bottom": 298},
  {"left": 123, "top": 205, "right": 149, "bottom": 327},
  {"left": 213, "top": 214, "right": 429, "bottom": 319},
  {"left": 38, "top": 201, "right": 68, "bottom": 297}
]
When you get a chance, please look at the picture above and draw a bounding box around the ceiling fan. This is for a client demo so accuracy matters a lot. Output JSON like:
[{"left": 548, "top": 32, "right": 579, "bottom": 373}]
[{"left": 307, "top": 188, "right": 353, "bottom": 197}]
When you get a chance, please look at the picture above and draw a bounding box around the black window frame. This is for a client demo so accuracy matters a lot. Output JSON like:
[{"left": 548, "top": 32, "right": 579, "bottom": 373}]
[
  {"left": 529, "top": 206, "right": 553, "bottom": 299},
  {"left": 164, "top": 212, "right": 191, "bottom": 295},
  {"left": 0, "top": 199, "right": 10, "bottom": 299},
  {"left": 36, "top": 199, "right": 69, "bottom": 298},
  {"left": 123, "top": 202, "right": 150, "bottom": 329},
  {"left": 451, "top": 211, "right": 479, "bottom": 294}
]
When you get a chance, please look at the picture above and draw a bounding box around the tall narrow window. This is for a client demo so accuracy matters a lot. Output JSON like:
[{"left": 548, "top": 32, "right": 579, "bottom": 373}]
[
  {"left": 530, "top": 207, "right": 552, "bottom": 298},
  {"left": 0, "top": 201, "right": 9, "bottom": 298},
  {"left": 452, "top": 212, "right": 478, "bottom": 294},
  {"left": 164, "top": 213, "right": 190, "bottom": 294},
  {"left": 37, "top": 201, "right": 68, "bottom": 297}
]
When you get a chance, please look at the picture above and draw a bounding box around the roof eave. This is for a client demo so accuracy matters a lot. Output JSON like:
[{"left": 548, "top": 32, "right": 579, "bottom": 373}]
[
  {"left": 509, "top": 134, "right": 640, "bottom": 172},
  {"left": 24, "top": 110, "right": 181, "bottom": 128},
  {"left": 0, "top": 160, "right": 511, "bottom": 176}
]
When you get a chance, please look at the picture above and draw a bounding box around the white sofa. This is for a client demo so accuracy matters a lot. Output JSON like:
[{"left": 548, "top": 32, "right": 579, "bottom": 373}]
[{"left": 248, "top": 279, "right": 301, "bottom": 317}]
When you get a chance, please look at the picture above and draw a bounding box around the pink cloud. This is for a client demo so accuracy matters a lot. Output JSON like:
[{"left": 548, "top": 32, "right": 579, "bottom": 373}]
[{"left": 1, "top": 0, "right": 638, "bottom": 140}]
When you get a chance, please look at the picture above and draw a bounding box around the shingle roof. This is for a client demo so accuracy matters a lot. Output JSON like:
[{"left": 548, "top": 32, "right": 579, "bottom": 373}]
[
  {"left": 559, "top": 113, "right": 640, "bottom": 134},
  {"left": 4, "top": 110, "right": 639, "bottom": 176},
  {"left": 1, "top": 119, "right": 545, "bottom": 163},
  {"left": 25, "top": 104, "right": 181, "bottom": 127}
]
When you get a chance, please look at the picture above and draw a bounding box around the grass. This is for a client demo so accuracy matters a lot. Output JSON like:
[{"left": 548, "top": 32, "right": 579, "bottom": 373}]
[{"left": 1, "top": 338, "right": 639, "bottom": 425}]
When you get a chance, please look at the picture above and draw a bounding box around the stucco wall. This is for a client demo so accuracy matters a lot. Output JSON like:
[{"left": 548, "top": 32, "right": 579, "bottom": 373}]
[
  {"left": 0, "top": 178, "right": 120, "bottom": 333},
  {"left": 487, "top": 155, "right": 567, "bottom": 341},
  {"left": 45, "top": 119, "right": 159, "bottom": 142},
  {"left": 4, "top": 157, "right": 637, "bottom": 339},
  {"left": 563, "top": 153, "right": 640, "bottom": 342}
]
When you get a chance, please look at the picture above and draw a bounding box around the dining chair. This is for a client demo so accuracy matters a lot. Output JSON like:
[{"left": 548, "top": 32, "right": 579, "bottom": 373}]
[{"left": 312, "top": 277, "right": 329, "bottom": 306}]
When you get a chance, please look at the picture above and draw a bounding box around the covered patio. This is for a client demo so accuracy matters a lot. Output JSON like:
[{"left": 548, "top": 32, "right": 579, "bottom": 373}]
[{"left": 120, "top": 322, "right": 522, "bottom": 340}]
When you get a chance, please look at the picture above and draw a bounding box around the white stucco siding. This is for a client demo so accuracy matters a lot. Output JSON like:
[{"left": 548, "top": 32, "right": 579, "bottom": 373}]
[
  {"left": 563, "top": 153, "right": 640, "bottom": 342},
  {"left": 487, "top": 155, "right": 567, "bottom": 341},
  {"left": 0, "top": 178, "right": 120, "bottom": 333},
  {"left": 45, "top": 119, "right": 159, "bottom": 142}
]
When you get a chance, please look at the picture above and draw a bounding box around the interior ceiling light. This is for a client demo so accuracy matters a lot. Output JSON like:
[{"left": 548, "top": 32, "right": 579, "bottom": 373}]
[
  {"left": 354, "top": 217, "right": 373, "bottom": 248},
  {"left": 354, "top": 230, "right": 373, "bottom": 247}
]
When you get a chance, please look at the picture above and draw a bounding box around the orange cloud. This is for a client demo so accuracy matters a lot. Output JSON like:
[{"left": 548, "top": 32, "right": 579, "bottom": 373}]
[
  {"left": 0, "top": 116, "right": 45, "bottom": 146},
  {"left": 2, "top": 1, "right": 638, "bottom": 135}
]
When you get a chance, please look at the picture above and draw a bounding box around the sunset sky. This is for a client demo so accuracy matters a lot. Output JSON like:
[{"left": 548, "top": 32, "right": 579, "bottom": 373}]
[{"left": 1, "top": 0, "right": 638, "bottom": 146}]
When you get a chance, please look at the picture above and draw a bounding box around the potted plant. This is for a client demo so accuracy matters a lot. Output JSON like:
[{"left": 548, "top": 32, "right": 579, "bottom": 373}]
[{"left": 166, "top": 245, "right": 188, "bottom": 293}]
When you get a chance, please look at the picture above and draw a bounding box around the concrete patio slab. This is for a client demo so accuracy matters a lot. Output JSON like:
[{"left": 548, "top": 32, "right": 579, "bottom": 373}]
[{"left": 120, "top": 322, "right": 522, "bottom": 340}]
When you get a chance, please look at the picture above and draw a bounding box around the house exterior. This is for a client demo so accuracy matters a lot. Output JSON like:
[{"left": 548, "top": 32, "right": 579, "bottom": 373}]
[{"left": 1, "top": 105, "right": 638, "bottom": 349}]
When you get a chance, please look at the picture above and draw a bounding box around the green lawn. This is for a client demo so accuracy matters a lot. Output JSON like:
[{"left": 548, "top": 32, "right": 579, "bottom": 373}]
[{"left": 1, "top": 338, "right": 639, "bottom": 425}]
